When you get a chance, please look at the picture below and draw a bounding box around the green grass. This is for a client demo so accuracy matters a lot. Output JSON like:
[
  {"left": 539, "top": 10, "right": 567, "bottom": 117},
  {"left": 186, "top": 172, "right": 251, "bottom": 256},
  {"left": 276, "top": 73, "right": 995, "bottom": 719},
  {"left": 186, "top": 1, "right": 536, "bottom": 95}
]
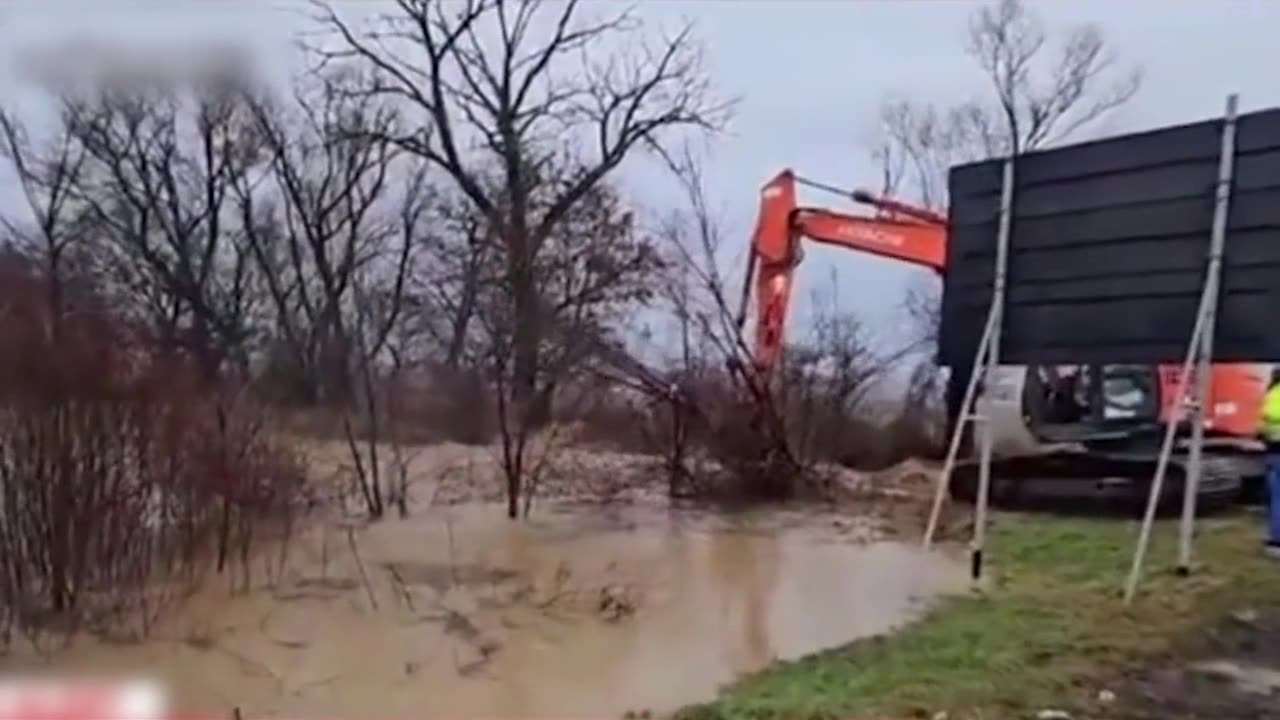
[{"left": 677, "top": 510, "right": 1280, "bottom": 720}]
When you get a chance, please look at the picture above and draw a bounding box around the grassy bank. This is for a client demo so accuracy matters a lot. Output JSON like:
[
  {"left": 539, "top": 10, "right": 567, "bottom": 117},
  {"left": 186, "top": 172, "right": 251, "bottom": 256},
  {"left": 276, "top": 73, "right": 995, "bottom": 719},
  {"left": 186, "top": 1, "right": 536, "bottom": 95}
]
[{"left": 678, "top": 510, "right": 1280, "bottom": 720}]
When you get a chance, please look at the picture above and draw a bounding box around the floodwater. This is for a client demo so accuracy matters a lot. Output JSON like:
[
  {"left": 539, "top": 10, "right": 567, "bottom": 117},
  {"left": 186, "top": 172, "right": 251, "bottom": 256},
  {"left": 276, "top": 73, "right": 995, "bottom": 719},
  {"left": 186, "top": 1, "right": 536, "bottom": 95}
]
[{"left": 6, "top": 500, "right": 966, "bottom": 719}]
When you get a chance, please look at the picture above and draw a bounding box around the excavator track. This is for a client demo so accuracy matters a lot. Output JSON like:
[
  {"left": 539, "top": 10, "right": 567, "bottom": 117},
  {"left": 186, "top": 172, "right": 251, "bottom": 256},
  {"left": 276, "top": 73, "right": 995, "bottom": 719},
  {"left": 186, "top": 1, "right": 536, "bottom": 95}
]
[{"left": 949, "top": 449, "right": 1243, "bottom": 516}]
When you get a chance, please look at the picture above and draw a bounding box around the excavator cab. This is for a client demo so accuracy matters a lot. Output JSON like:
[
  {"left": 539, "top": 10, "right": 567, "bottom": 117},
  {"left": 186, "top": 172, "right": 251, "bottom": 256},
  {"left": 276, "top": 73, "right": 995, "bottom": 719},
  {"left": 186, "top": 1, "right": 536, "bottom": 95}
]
[{"left": 1023, "top": 364, "right": 1163, "bottom": 446}]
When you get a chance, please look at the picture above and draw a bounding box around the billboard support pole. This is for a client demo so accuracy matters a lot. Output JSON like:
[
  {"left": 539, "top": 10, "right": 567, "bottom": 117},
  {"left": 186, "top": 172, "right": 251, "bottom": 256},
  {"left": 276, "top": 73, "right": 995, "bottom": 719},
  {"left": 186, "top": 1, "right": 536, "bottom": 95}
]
[
  {"left": 1178, "top": 93, "right": 1239, "bottom": 574},
  {"left": 923, "top": 157, "right": 1015, "bottom": 564},
  {"left": 1124, "top": 93, "right": 1239, "bottom": 604},
  {"left": 968, "top": 155, "right": 1015, "bottom": 584},
  {"left": 923, "top": 300, "right": 996, "bottom": 550}
]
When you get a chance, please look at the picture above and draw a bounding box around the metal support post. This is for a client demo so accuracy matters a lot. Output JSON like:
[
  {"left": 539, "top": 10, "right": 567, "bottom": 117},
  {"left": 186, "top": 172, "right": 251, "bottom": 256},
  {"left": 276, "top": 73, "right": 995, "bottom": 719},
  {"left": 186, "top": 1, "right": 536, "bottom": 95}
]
[
  {"left": 1123, "top": 312, "right": 1205, "bottom": 604},
  {"left": 1177, "top": 93, "right": 1238, "bottom": 574},
  {"left": 970, "top": 156, "right": 1015, "bottom": 583},
  {"left": 923, "top": 302, "right": 997, "bottom": 550},
  {"left": 1124, "top": 93, "right": 1238, "bottom": 603}
]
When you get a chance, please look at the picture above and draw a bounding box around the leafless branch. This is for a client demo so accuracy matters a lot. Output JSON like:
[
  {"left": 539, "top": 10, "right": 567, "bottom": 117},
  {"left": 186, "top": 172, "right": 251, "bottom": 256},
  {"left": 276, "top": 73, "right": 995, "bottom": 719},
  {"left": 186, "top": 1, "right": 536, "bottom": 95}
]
[
  {"left": 869, "top": 0, "right": 1141, "bottom": 359},
  {"left": 306, "top": 0, "right": 729, "bottom": 517},
  {"left": 873, "top": 0, "right": 1142, "bottom": 211}
]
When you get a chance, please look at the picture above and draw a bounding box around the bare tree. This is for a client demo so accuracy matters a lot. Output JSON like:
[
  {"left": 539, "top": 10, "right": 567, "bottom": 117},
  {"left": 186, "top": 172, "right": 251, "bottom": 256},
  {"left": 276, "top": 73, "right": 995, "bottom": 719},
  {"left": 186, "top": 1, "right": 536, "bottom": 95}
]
[
  {"left": 871, "top": 100, "right": 990, "bottom": 213},
  {"left": 783, "top": 269, "right": 912, "bottom": 467},
  {"left": 875, "top": 0, "right": 1142, "bottom": 212},
  {"left": 969, "top": 0, "right": 1142, "bottom": 157},
  {"left": 644, "top": 149, "right": 806, "bottom": 500},
  {"left": 61, "top": 77, "right": 266, "bottom": 376},
  {"left": 873, "top": 0, "right": 1142, "bottom": 359},
  {"left": 308, "top": 0, "right": 731, "bottom": 517},
  {"left": 338, "top": 165, "right": 433, "bottom": 520},
  {"left": 0, "top": 107, "right": 91, "bottom": 322},
  {"left": 476, "top": 160, "right": 663, "bottom": 517},
  {"left": 227, "top": 71, "right": 429, "bottom": 520},
  {"left": 235, "top": 71, "right": 421, "bottom": 406},
  {"left": 410, "top": 184, "right": 499, "bottom": 369}
]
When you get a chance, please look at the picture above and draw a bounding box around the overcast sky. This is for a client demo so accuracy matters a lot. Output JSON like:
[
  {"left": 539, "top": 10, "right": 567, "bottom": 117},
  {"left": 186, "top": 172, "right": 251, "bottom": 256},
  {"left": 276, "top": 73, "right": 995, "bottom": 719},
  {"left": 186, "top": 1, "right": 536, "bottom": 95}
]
[{"left": 3, "top": 0, "right": 1279, "bottom": 352}]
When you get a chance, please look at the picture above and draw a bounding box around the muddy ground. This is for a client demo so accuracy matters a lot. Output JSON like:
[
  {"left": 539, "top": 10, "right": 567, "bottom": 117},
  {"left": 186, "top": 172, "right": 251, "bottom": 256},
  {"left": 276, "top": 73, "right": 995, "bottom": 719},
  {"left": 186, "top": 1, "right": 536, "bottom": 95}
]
[
  {"left": 301, "top": 438, "right": 973, "bottom": 541},
  {"left": 1099, "top": 604, "right": 1280, "bottom": 720}
]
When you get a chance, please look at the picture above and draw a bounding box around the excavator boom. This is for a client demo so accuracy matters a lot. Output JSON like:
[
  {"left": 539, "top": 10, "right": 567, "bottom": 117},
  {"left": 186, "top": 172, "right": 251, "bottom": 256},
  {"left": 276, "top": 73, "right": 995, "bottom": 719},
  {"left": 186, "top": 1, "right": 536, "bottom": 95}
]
[{"left": 740, "top": 169, "right": 946, "bottom": 377}]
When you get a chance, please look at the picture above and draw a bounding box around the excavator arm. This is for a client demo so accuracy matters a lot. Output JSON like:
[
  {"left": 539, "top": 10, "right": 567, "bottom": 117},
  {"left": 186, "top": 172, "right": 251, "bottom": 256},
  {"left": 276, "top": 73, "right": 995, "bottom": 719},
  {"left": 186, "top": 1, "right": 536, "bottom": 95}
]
[{"left": 738, "top": 169, "right": 947, "bottom": 379}]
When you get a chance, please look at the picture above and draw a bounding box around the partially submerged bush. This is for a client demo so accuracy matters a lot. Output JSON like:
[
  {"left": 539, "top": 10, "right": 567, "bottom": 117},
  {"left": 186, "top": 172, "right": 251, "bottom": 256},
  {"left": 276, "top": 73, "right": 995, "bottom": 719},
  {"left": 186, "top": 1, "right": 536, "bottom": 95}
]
[
  {"left": 0, "top": 255, "right": 309, "bottom": 648},
  {"left": 629, "top": 354, "right": 948, "bottom": 500}
]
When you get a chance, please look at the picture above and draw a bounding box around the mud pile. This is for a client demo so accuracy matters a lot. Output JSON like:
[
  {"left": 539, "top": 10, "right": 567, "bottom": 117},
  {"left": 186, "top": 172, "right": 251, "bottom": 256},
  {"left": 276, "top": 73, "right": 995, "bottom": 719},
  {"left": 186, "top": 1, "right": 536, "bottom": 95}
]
[
  {"left": 302, "top": 439, "right": 670, "bottom": 507},
  {"left": 302, "top": 438, "right": 970, "bottom": 538}
]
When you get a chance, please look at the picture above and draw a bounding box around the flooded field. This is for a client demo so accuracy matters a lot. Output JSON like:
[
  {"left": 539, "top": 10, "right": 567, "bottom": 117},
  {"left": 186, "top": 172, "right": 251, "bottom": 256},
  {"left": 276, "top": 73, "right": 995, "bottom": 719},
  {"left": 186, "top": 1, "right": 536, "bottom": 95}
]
[{"left": 3, "top": 493, "right": 966, "bottom": 719}]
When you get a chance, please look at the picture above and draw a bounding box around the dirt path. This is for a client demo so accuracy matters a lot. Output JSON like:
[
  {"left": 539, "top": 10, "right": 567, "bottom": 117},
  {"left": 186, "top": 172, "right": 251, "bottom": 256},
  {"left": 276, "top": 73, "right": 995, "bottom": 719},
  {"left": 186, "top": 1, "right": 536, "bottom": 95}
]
[{"left": 1103, "top": 604, "right": 1280, "bottom": 719}]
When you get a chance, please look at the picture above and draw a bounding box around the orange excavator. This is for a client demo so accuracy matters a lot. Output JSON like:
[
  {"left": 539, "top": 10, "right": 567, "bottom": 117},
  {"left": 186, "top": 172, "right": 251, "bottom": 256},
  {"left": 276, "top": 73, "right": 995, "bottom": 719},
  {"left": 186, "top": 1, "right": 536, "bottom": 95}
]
[
  {"left": 735, "top": 171, "right": 947, "bottom": 374},
  {"left": 737, "top": 169, "right": 1271, "bottom": 509}
]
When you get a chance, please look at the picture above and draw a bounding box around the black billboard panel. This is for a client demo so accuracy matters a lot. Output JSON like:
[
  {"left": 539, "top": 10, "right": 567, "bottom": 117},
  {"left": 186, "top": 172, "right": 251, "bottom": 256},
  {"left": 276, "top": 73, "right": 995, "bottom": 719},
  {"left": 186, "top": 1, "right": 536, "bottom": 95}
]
[{"left": 939, "top": 107, "right": 1280, "bottom": 368}]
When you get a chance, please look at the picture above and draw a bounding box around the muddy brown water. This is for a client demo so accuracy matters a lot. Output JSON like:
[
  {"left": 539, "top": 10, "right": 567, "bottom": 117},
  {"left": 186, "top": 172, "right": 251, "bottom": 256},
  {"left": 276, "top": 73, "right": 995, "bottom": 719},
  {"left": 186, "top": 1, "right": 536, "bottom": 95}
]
[{"left": 4, "top": 500, "right": 966, "bottom": 719}]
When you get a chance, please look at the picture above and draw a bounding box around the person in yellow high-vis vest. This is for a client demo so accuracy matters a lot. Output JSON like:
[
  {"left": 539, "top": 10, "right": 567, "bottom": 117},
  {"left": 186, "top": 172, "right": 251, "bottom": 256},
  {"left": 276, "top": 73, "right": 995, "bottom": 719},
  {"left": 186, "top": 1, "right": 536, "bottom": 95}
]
[{"left": 1261, "top": 368, "right": 1280, "bottom": 557}]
